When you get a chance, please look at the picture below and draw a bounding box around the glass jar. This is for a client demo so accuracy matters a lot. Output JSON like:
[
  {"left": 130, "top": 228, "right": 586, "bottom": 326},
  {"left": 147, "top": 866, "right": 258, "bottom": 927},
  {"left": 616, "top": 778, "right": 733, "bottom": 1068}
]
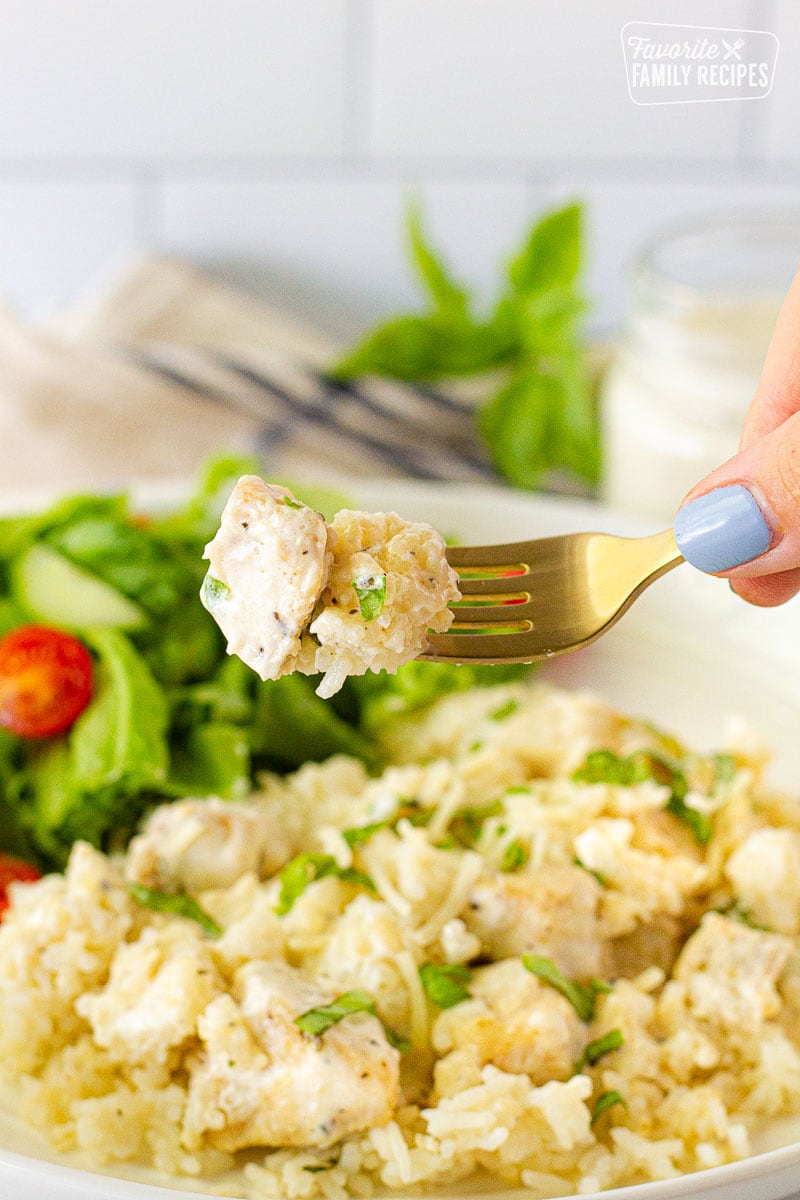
[{"left": 600, "top": 213, "right": 800, "bottom": 520}]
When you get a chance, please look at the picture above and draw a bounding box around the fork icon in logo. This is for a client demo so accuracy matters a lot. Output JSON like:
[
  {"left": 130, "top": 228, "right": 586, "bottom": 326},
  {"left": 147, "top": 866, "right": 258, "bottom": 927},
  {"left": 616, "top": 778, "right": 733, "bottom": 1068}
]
[{"left": 722, "top": 37, "right": 745, "bottom": 59}]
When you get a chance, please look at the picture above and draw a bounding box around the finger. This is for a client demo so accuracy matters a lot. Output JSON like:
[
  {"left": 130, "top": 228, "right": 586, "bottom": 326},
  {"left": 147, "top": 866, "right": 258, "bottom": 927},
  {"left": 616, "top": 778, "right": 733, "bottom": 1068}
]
[
  {"left": 730, "top": 567, "right": 800, "bottom": 608},
  {"left": 673, "top": 409, "right": 800, "bottom": 590},
  {"left": 739, "top": 264, "right": 800, "bottom": 450}
]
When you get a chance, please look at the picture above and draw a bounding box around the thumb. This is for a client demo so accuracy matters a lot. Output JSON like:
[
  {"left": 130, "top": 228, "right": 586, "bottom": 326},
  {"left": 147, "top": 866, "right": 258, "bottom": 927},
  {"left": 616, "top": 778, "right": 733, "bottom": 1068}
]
[{"left": 673, "top": 409, "right": 800, "bottom": 607}]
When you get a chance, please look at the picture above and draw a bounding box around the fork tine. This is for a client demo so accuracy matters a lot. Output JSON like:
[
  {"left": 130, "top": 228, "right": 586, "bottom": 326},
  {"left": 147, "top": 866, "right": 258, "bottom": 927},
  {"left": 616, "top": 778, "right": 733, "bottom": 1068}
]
[
  {"left": 424, "top": 629, "right": 536, "bottom": 663},
  {"left": 455, "top": 574, "right": 531, "bottom": 596}
]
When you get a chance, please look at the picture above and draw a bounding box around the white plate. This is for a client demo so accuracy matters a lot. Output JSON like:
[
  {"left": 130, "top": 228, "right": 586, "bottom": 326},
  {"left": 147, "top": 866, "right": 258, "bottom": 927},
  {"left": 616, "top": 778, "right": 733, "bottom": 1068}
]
[{"left": 1, "top": 476, "right": 800, "bottom": 1200}]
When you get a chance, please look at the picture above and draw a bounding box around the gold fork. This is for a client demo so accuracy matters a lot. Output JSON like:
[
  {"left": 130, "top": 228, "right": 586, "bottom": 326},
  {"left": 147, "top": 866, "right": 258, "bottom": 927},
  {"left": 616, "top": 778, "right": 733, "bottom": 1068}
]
[{"left": 421, "top": 529, "right": 683, "bottom": 665}]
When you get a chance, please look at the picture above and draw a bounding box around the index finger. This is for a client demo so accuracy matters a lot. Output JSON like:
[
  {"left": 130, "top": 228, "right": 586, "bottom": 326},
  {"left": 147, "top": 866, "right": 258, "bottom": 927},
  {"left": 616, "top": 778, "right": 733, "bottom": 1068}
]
[{"left": 739, "top": 263, "right": 800, "bottom": 450}]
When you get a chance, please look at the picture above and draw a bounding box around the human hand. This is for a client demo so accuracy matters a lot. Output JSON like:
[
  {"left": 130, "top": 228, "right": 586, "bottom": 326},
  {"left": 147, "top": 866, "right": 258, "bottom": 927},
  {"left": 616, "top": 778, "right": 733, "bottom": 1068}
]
[{"left": 673, "top": 265, "right": 800, "bottom": 607}]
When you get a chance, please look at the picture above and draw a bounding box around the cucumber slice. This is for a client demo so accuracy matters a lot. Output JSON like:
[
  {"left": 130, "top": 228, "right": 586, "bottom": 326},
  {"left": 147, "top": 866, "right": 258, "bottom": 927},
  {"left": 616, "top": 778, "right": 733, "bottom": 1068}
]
[{"left": 12, "top": 544, "right": 147, "bottom": 631}]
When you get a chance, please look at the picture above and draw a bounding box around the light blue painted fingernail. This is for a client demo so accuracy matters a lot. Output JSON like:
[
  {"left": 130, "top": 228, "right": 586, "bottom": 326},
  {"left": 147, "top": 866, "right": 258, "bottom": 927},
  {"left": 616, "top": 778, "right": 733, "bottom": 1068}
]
[{"left": 674, "top": 484, "right": 773, "bottom": 573}]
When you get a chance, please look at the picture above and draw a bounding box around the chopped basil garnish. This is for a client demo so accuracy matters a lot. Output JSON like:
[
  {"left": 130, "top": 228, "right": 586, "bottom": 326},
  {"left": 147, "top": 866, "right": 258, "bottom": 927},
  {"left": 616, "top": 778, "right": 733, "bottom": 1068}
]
[
  {"left": 490, "top": 698, "right": 520, "bottom": 722},
  {"left": 716, "top": 900, "right": 770, "bottom": 931},
  {"left": 522, "top": 954, "right": 610, "bottom": 1022},
  {"left": 713, "top": 752, "right": 737, "bottom": 784},
  {"left": 591, "top": 1090, "right": 626, "bottom": 1124},
  {"left": 353, "top": 572, "right": 387, "bottom": 621},
  {"left": 576, "top": 1028, "right": 624, "bottom": 1072},
  {"left": 128, "top": 884, "right": 222, "bottom": 937},
  {"left": 295, "top": 989, "right": 409, "bottom": 1050},
  {"left": 500, "top": 839, "right": 529, "bottom": 872},
  {"left": 343, "top": 821, "right": 389, "bottom": 847},
  {"left": 295, "top": 989, "right": 377, "bottom": 1035},
  {"left": 275, "top": 853, "right": 375, "bottom": 915},
  {"left": 384, "top": 1027, "right": 412, "bottom": 1053},
  {"left": 342, "top": 801, "right": 433, "bottom": 848},
  {"left": 574, "top": 854, "right": 610, "bottom": 888},
  {"left": 665, "top": 794, "right": 713, "bottom": 845},
  {"left": 202, "top": 573, "right": 230, "bottom": 607},
  {"left": 448, "top": 799, "right": 504, "bottom": 848},
  {"left": 419, "top": 962, "right": 472, "bottom": 1008},
  {"left": 281, "top": 496, "right": 304, "bottom": 509},
  {"left": 572, "top": 748, "right": 711, "bottom": 845}
]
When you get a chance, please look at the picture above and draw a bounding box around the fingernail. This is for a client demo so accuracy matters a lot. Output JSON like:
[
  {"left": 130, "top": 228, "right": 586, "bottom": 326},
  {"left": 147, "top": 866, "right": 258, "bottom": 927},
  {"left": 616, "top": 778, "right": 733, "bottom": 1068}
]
[{"left": 674, "top": 484, "right": 773, "bottom": 573}]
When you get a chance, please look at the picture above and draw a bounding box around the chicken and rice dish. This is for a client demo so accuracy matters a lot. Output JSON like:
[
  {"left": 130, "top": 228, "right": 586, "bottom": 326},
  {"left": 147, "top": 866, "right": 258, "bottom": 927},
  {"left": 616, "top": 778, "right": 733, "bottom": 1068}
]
[{"left": 2, "top": 679, "right": 800, "bottom": 1199}]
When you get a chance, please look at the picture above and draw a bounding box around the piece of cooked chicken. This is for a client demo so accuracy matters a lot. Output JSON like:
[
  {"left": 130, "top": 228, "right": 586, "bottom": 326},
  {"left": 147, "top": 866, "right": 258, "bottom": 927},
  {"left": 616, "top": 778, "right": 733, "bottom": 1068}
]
[
  {"left": 76, "top": 924, "right": 223, "bottom": 1068},
  {"left": 671, "top": 911, "right": 793, "bottom": 1032},
  {"left": 432, "top": 959, "right": 588, "bottom": 1097},
  {"left": 125, "top": 796, "right": 292, "bottom": 894},
  {"left": 182, "top": 960, "right": 399, "bottom": 1151},
  {"left": 201, "top": 476, "right": 333, "bottom": 681},
  {"left": 201, "top": 475, "right": 460, "bottom": 698},
  {"left": 462, "top": 864, "right": 606, "bottom": 980}
]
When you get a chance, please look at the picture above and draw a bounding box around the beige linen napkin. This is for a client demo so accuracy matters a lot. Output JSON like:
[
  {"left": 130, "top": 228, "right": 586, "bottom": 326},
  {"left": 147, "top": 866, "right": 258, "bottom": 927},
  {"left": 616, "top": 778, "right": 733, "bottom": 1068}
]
[{"left": 1, "top": 257, "right": 493, "bottom": 496}]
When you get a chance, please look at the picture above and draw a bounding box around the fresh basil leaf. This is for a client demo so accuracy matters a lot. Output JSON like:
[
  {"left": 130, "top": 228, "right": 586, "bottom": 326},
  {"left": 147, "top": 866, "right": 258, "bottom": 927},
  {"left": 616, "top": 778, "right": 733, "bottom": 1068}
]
[
  {"left": 591, "top": 1090, "right": 626, "bottom": 1125},
  {"left": 281, "top": 496, "right": 303, "bottom": 510},
  {"left": 353, "top": 572, "right": 387, "bottom": 622},
  {"left": 333, "top": 313, "right": 512, "bottom": 384},
  {"left": 576, "top": 1028, "right": 624, "bottom": 1071},
  {"left": 128, "top": 883, "right": 222, "bottom": 937},
  {"left": 295, "top": 989, "right": 377, "bottom": 1036},
  {"left": 522, "top": 954, "right": 609, "bottom": 1022},
  {"left": 478, "top": 371, "right": 557, "bottom": 489},
  {"left": 406, "top": 201, "right": 470, "bottom": 318},
  {"left": 419, "top": 962, "right": 472, "bottom": 1008},
  {"left": 507, "top": 202, "right": 583, "bottom": 295},
  {"left": 275, "top": 853, "right": 375, "bottom": 916}
]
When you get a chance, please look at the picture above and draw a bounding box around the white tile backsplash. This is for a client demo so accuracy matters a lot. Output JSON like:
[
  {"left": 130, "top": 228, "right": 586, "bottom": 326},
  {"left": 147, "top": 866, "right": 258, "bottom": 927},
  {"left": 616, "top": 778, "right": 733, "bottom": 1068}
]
[
  {"left": 157, "top": 178, "right": 535, "bottom": 338},
  {"left": 764, "top": 0, "right": 800, "bottom": 159},
  {"left": 0, "top": 0, "right": 794, "bottom": 329},
  {"left": 0, "top": 180, "right": 140, "bottom": 318},
  {"left": 367, "top": 0, "right": 748, "bottom": 162},
  {"left": 0, "top": 0, "right": 348, "bottom": 159}
]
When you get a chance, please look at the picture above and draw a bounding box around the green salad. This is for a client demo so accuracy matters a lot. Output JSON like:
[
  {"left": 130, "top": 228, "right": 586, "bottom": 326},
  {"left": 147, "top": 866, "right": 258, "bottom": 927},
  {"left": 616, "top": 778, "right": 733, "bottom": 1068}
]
[{"left": 0, "top": 456, "right": 528, "bottom": 871}]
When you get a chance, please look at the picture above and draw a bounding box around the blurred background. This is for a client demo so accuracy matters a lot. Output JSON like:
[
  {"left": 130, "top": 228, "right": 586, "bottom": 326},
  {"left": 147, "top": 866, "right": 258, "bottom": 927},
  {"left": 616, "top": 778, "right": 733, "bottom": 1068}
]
[{"left": 1, "top": 0, "right": 799, "bottom": 516}]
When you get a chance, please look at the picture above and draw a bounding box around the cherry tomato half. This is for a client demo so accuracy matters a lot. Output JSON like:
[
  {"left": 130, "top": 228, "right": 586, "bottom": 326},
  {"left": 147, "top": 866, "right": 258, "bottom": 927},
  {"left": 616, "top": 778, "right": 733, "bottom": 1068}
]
[
  {"left": 0, "top": 852, "right": 42, "bottom": 919},
  {"left": 0, "top": 624, "right": 94, "bottom": 739}
]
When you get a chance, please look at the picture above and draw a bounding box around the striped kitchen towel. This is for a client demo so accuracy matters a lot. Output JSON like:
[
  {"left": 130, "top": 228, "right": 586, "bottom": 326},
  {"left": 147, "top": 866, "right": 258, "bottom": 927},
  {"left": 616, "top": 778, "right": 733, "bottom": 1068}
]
[{"left": 5, "top": 256, "right": 495, "bottom": 492}]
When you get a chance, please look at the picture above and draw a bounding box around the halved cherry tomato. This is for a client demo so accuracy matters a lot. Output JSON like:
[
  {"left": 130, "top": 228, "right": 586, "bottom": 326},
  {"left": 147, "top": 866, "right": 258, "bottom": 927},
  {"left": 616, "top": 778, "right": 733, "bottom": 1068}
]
[
  {"left": 0, "top": 852, "right": 42, "bottom": 919},
  {"left": 0, "top": 624, "right": 94, "bottom": 739}
]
